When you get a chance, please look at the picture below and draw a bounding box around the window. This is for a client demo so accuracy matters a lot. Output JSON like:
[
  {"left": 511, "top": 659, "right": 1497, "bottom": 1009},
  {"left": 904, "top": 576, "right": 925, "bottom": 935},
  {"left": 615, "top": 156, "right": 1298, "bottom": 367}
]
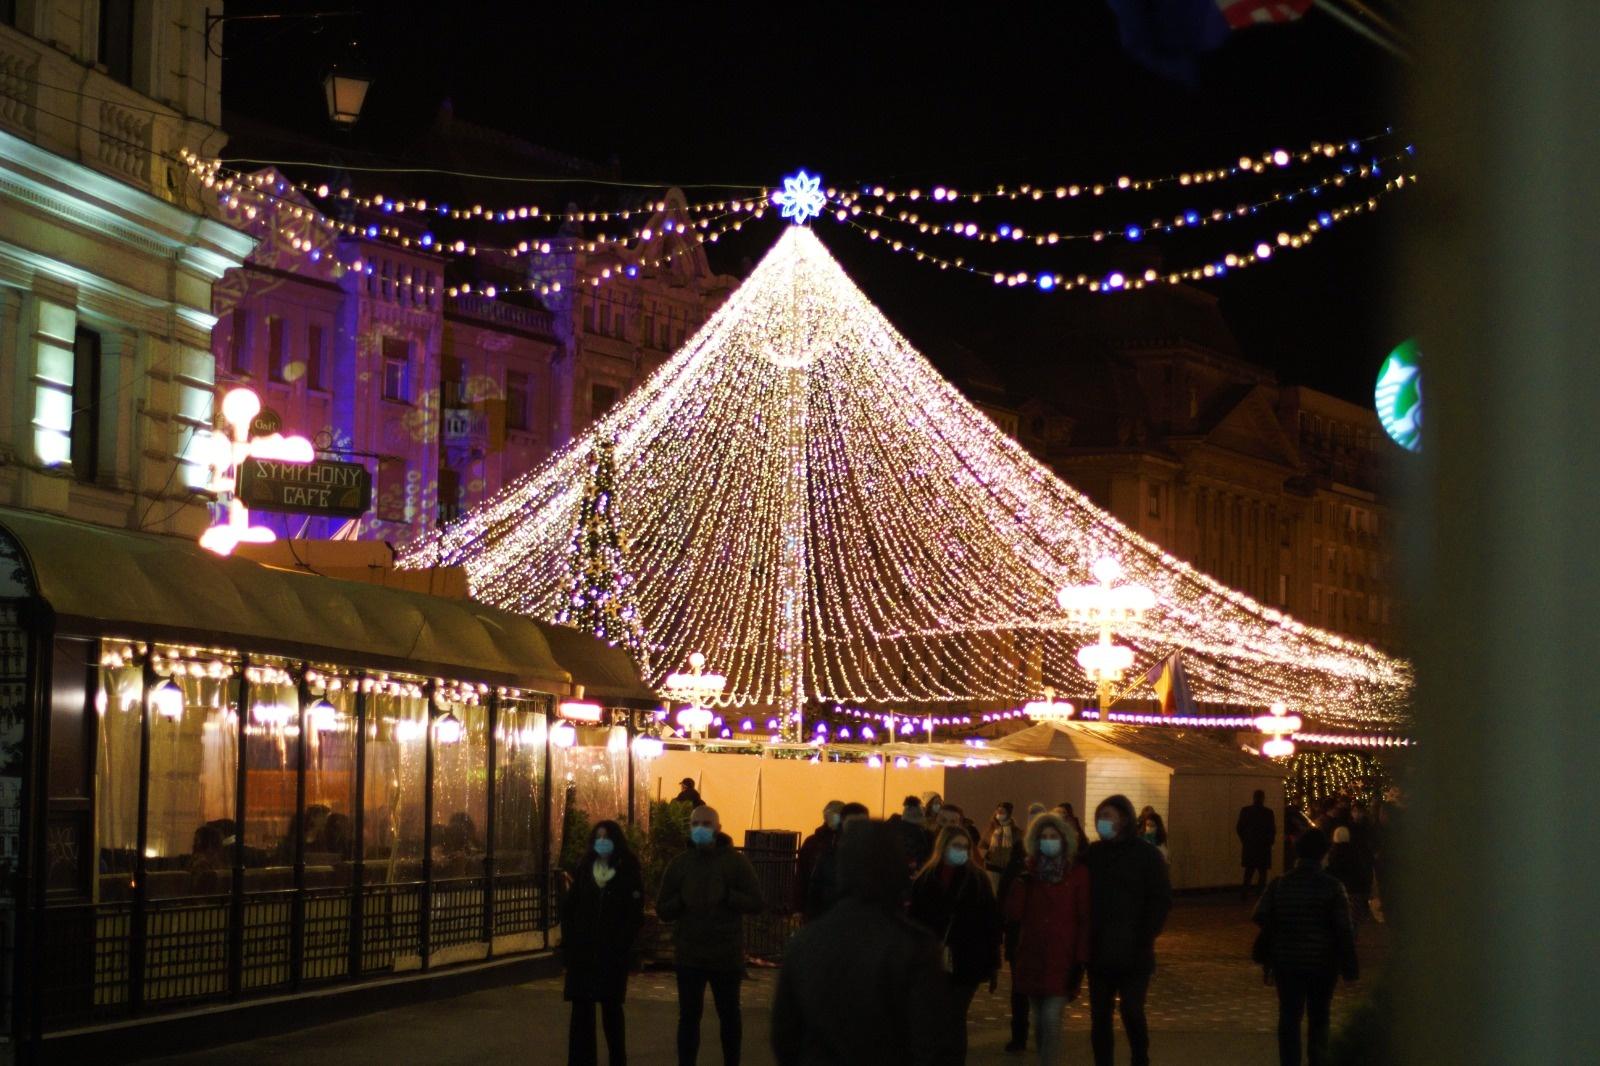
[
  {"left": 506, "top": 370, "right": 530, "bottom": 431},
  {"left": 376, "top": 458, "right": 407, "bottom": 522},
  {"left": 382, "top": 337, "right": 410, "bottom": 402},
  {"left": 1147, "top": 485, "right": 1161, "bottom": 518},
  {"left": 306, "top": 324, "right": 327, "bottom": 391},
  {"left": 437, "top": 467, "right": 461, "bottom": 525},
  {"left": 99, "top": 0, "right": 136, "bottom": 86},
  {"left": 70, "top": 327, "right": 102, "bottom": 482},
  {"left": 267, "top": 316, "right": 286, "bottom": 383},
  {"left": 584, "top": 302, "right": 596, "bottom": 333},
  {"left": 1279, "top": 574, "right": 1288, "bottom": 607},
  {"left": 230, "top": 308, "right": 251, "bottom": 374},
  {"left": 591, "top": 383, "right": 619, "bottom": 418}
]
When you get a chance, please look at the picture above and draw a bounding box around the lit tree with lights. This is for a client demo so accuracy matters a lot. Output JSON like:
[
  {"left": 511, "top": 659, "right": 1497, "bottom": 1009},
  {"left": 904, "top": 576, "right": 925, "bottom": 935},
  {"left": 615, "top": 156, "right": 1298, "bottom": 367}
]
[
  {"left": 401, "top": 222, "right": 1411, "bottom": 729},
  {"left": 555, "top": 437, "right": 650, "bottom": 673}
]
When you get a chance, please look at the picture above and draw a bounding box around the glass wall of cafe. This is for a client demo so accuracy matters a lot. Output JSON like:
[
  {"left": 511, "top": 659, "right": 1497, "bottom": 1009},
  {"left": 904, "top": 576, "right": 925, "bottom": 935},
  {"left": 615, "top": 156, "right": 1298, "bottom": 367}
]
[{"left": 31, "top": 637, "right": 560, "bottom": 1029}]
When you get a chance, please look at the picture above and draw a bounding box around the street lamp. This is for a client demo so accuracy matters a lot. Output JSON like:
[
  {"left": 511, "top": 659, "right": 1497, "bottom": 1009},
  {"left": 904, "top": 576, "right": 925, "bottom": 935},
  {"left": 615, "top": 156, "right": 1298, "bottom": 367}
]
[
  {"left": 1256, "top": 700, "right": 1302, "bottom": 758},
  {"left": 1023, "top": 686, "right": 1076, "bottom": 724},
  {"left": 1057, "top": 556, "right": 1155, "bottom": 712},
  {"left": 662, "top": 652, "right": 725, "bottom": 738},
  {"left": 322, "top": 65, "right": 372, "bottom": 127}
]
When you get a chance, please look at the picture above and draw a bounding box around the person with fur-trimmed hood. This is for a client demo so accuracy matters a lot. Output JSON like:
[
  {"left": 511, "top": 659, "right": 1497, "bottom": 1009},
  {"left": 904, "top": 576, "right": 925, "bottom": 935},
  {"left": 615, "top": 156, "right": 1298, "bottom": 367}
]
[
  {"left": 1083, "top": 794, "right": 1172, "bottom": 1066},
  {"left": 1002, "top": 811, "right": 1091, "bottom": 1066}
]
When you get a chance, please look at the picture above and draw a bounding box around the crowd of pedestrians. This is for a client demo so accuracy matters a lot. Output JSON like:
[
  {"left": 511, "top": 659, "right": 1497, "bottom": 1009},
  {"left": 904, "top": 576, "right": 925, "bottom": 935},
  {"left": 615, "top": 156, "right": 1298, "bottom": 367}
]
[{"left": 560, "top": 785, "right": 1368, "bottom": 1066}]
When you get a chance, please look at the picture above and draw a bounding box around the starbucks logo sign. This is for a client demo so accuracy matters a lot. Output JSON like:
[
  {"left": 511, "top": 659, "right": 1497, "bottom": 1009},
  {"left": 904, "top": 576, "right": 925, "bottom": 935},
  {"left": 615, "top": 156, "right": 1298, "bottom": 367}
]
[{"left": 1375, "top": 339, "right": 1422, "bottom": 452}]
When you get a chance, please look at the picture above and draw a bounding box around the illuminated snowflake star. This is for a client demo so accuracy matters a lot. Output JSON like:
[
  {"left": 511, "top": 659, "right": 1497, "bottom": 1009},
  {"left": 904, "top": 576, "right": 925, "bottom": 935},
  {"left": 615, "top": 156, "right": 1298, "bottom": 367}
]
[{"left": 772, "top": 170, "right": 826, "bottom": 225}]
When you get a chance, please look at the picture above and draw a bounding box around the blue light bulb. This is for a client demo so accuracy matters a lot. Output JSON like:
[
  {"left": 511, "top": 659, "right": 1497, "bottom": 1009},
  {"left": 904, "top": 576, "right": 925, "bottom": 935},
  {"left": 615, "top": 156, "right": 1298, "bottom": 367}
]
[
  {"left": 1037, "top": 274, "right": 1055, "bottom": 291},
  {"left": 1125, "top": 225, "right": 1142, "bottom": 241}
]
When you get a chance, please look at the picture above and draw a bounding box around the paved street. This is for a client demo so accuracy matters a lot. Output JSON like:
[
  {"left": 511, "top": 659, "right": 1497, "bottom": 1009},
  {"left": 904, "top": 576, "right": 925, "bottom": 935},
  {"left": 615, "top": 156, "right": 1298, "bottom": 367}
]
[{"left": 144, "top": 896, "right": 1386, "bottom": 1066}]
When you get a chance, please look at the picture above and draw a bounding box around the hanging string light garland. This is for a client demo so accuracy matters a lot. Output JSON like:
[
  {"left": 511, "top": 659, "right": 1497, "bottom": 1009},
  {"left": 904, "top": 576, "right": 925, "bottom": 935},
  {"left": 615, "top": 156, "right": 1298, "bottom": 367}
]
[
  {"left": 833, "top": 148, "right": 1413, "bottom": 248},
  {"left": 398, "top": 225, "right": 1412, "bottom": 727},
  {"left": 848, "top": 130, "right": 1400, "bottom": 203},
  {"left": 826, "top": 171, "right": 1415, "bottom": 293}
]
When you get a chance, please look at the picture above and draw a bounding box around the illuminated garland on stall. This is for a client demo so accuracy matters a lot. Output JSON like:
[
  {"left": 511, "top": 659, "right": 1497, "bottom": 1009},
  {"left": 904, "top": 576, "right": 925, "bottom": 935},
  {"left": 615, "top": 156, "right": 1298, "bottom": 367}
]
[
  {"left": 398, "top": 225, "right": 1412, "bottom": 727},
  {"left": 1284, "top": 750, "right": 1394, "bottom": 810}
]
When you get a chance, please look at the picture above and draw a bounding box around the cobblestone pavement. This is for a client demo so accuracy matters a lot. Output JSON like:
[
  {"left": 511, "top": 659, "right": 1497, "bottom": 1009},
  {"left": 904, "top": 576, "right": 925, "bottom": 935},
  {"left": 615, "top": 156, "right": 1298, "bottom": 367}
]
[{"left": 145, "top": 895, "right": 1387, "bottom": 1066}]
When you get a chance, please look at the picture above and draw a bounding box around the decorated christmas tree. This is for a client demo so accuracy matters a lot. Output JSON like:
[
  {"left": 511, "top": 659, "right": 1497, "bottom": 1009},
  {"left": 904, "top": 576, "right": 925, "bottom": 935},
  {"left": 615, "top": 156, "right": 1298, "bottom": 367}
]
[{"left": 555, "top": 437, "right": 650, "bottom": 672}]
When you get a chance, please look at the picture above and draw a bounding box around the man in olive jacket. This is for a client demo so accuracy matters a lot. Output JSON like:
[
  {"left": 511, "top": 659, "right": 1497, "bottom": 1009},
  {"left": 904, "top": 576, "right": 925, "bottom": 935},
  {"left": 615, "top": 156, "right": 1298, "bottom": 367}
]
[{"left": 657, "top": 806, "right": 765, "bottom": 1066}]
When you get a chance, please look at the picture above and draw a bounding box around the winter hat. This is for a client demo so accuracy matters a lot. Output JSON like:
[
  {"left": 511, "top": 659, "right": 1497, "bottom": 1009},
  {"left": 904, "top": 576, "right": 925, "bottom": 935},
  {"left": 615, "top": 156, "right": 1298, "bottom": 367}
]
[{"left": 1332, "top": 826, "right": 1352, "bottom": 844}]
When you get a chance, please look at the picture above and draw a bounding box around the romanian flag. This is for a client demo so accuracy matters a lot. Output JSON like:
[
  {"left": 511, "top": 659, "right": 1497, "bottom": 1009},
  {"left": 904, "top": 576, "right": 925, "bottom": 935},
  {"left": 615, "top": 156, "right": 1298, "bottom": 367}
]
[{"left": 1143, "top": 652, "right": 1197, "bottom": 716}]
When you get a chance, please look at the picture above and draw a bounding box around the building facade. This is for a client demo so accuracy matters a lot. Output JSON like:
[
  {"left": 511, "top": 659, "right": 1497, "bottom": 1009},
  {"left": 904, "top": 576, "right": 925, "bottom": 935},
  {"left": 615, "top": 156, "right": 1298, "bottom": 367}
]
[
  {"left": 986, "top": 286, "right": 1402, "bottom": 650},
  {"left": 207, "top": 177, "right": 735, "bottom": 543},
  {"left": 0, "top": 1, "right": 253, "bottom": 537}
]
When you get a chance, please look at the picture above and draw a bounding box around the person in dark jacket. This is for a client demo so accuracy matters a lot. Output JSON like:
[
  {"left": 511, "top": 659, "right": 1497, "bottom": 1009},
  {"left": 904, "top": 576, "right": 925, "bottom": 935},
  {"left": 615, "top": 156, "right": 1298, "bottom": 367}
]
[
  {"left": 1084, "top": 794, "right": 1171, "bottom": 1066},
  {"left": 805, "top": 802, "right": 870, "bottom": 919},
  {"left": 793, "top": 800, "right": 843, "bottom": 914},
  {"left": 908, "top": 825, "right": 1002, "bottom": 1061},
  {"left": 1004, "top": 812, "right": 1091, "bottom": 1066},
  {"left": 771, "top": 820, "right": 956, "bottom": 1066},
  {"left": 889, "top": 796, "right": 933, "bottom": 871},
  {"left": 1253, "top": 828, "right": 1359, "bottom": 1066},
  {"left": 998, "top": 803, "right": 1045, "bottom": 1053},
  {"left": 562, "top": 821, "right": 645, "bottom": 1066},
  {"left": 1238, "top": 790, "right": 1278, "bottom": 900},
  {"left": 656, "top": 806, "right": 764, "bottom": 1066},
  {"left": 674, "top": 778, "right": 704, "bottom": 808}
]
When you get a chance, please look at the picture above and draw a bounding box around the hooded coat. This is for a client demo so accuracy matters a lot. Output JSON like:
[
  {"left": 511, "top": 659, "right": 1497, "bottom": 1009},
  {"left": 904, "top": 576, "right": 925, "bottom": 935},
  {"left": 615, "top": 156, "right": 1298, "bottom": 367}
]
[
  {"left": 560, "top": 852, "right": 645, "bottom": 1002},
  {"left": 795, "top": 822, "right": 837, "bottom": 913},
  {"left": 1083, "top": 794, "right": 1172, "bottom": 974},
  {"left": 1002, "top": 812, "right": 1092, "bottom": 998},
  {"left": 772, "top": 822, "right": 958, "bottom": 1066},
  {"left": 656, "top": 832, "right": 765, "bottom": 971}
]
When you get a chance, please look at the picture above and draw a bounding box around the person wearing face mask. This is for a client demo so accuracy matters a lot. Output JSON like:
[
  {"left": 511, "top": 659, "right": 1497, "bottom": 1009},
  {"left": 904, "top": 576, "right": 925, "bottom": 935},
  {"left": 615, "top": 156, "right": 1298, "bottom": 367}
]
[
  {"left": 561, "top": 821, "right": 645, "bottom": 1066},
  {"left": 1083, "top": 795, "right": 1171, "bottom": 1066},
  {"left": 983, "top": 802, "right": 1019, "bottom": 893},
  {"left": 1252, "top": 828, "right": 1359, "bottom": 1066},
  {"left": 656, "top": 806, "right": 765, "bottom": 1066},
  {"left": 1137, "top": 810, "right": 1169, "bottom": 863},
  {"left": 794, "top": 801, "right": 845, "bottom": 916},
  {"left": 998, "top": 803, "right": 1047, "bottom": 1053},
  {"left": 908, "top": 824, "right": 1002, "bottom": 1061},
  {"left": 1003, "top": 811, "right": 1091, "bottom": 1066}
]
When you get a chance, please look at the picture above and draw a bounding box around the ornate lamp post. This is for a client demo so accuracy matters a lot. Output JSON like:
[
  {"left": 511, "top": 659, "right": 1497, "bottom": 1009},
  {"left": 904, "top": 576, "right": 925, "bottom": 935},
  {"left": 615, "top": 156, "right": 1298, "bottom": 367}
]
[
  {"left": 662, "top": 652, "right": 726, "bottom": 739},
  {"left": 1023, "top": 686, "right": 1076, "bottom": 724},
  {"left": 1257, "top": 700, "right": 1302, "bottom": 758},
  {"left": 1057, "top": 556, "right": 1155, "bottom": 712}
]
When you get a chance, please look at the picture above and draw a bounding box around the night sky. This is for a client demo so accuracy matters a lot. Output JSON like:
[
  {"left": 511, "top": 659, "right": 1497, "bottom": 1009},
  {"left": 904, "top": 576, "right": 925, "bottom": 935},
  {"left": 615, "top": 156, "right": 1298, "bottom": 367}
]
[{"left": 220, "top": 2, "right": 1406, "bottom": 404}]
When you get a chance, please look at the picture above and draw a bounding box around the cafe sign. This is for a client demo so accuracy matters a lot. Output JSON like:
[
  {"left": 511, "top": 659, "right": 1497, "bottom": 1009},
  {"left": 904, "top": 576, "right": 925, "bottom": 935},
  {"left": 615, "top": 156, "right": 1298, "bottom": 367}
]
[{"left": 238, "top": 458, "right": 372, "bottom": 518}]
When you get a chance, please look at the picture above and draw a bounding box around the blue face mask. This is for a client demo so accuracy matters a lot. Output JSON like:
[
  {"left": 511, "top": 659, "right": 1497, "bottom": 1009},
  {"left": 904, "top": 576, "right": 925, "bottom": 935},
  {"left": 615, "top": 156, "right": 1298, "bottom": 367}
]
[
  {"left": 1037, "top": 837, "right": 1063, "bottom": 857},
  {"left": 690, "top": 825, "right": 715, "bottom": 847},
  {"left": 826, "top": 812, "right": 842, "bottom": 830},
  {"left": 945, "top": 846, "right": 969, "bottom": 867},
  {"left": 1096, "top": 818, "right": 1118, "bottom": 841},
  {"left": 593, "top": 837, "right": 615, "bottom": 857}
]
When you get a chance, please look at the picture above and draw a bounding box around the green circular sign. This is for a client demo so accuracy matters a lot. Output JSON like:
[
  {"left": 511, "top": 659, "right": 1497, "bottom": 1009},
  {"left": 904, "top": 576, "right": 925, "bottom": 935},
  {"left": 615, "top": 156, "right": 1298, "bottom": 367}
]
[{"left": 1375, "top": 339, "right": 1422, "bottom": 452}]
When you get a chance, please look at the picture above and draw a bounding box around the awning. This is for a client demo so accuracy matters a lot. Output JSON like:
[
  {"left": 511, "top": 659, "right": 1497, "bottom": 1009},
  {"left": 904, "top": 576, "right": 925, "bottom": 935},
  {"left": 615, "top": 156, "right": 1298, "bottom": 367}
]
[
  {"left": 0, "top": 507, "right": 573, "bottom": 691},
  {"left": 533, "top": 619, "right": 659, "bottom": 706}
]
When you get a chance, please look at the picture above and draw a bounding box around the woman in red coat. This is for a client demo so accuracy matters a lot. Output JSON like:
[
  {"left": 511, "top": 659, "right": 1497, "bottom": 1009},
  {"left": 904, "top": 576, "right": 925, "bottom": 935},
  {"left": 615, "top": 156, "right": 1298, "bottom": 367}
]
[{"left": 1003, "top": 811, "right": 1092, "bottom": 1066}]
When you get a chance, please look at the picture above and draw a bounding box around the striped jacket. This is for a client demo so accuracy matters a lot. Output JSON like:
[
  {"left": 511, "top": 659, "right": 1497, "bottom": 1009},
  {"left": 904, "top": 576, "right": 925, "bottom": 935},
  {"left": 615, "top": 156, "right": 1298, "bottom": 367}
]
[{"left": 1252, "top": 861, "right": 1359, "bottom": 978}]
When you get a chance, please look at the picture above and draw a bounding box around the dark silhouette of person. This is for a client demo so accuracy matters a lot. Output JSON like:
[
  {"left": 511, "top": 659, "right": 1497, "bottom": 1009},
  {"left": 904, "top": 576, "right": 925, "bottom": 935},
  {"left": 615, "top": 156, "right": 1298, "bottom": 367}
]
[
  {"left": 772, "top": 819, "right": 956, "bottom": 1066},
  {"left": 1238, "top": 790, "right": 1278, "bottom": 900},
  {"left": 1253, "top": 828, "right": 1359, "bottom": 1066},
  {"left": 673, "top": 777, "right": 703, "bottom": 808}
]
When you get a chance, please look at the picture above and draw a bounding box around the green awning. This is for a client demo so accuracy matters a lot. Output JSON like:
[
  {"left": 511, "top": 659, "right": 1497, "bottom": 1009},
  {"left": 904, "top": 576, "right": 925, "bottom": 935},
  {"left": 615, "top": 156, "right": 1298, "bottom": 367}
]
[
  {"left": 532, "top": 619, "right": 659, "bottom": 706},
  {"left": 0, "top": 507, "right": 572, "bottom": 690}
]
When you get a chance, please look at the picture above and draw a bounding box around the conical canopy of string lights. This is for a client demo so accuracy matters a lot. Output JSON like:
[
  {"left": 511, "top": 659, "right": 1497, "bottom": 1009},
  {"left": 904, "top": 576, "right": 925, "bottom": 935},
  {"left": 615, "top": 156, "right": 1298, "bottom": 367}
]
[{"left": 399, "top": 227, "right": 1410, "bottom": 729}]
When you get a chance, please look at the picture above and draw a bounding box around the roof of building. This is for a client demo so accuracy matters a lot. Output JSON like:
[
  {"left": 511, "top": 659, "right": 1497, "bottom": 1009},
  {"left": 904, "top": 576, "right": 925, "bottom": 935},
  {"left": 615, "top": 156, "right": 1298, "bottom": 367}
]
[
  {"left": 989, "top": 721, "right": 1279, "bottom": 776},
  {"left": 0, "top": 507, "right": 649, "bottom": 700}
]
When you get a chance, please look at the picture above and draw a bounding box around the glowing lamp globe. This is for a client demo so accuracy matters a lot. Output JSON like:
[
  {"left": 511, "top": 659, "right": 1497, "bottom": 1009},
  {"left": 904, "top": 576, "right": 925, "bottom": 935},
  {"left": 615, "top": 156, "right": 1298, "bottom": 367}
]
[
  {"left": 550, "top": 722, "right": 578, "bottom": 749},
  {"left": 1077, "top": 641, "right": 1135, "bottom": 681},
  {"left": 676, "top": 705, "right": 714, "bottom": 733},
  {"left": 221, "top": 386, "right": 261, "bottom": 430},
  {"left": 634, "top": 736, "right": 665, "bottom": 759},
  {"left": 151, "top": 678, "right": 185, "bottom": 720},
  {"left": 434, "top": 712, "right": 464, "bottom": 745}
]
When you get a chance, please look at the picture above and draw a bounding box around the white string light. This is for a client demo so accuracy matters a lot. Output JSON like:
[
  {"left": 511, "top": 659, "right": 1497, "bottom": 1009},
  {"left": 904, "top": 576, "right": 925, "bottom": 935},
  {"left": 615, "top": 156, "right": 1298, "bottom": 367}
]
[{"left": 399, "top": 227, "right": 1412, "bottom": 728}]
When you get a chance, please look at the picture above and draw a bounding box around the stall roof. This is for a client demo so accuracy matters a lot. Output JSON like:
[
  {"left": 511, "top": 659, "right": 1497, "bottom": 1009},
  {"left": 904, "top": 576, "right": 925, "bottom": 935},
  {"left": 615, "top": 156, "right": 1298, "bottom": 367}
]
[
  {"left": 533, "top": 620, "right": 658, "bottom": 705},
  {"left": 0, "top": 507, "right": 583, "bottom": 690},
  {"left": 991, "top": 721, "right": 1280, "bottom": 776}
]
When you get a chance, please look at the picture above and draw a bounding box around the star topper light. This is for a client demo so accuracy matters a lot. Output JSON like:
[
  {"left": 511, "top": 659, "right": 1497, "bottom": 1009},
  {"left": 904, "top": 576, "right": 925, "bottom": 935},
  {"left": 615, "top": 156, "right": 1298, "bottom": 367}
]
[{"left": 772, "top": 170, "right": 826, "bottom": 225}]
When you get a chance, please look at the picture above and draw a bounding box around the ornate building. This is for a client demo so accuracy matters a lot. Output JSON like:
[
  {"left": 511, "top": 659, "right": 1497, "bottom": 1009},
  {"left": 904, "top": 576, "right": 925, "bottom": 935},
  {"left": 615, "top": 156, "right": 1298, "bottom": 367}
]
[
  {"left": 0, "top": 1, "right": 253, "bottom": 535},
  {"left": 974, "top": 285, "right": 1402, "bottom": 650}
]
